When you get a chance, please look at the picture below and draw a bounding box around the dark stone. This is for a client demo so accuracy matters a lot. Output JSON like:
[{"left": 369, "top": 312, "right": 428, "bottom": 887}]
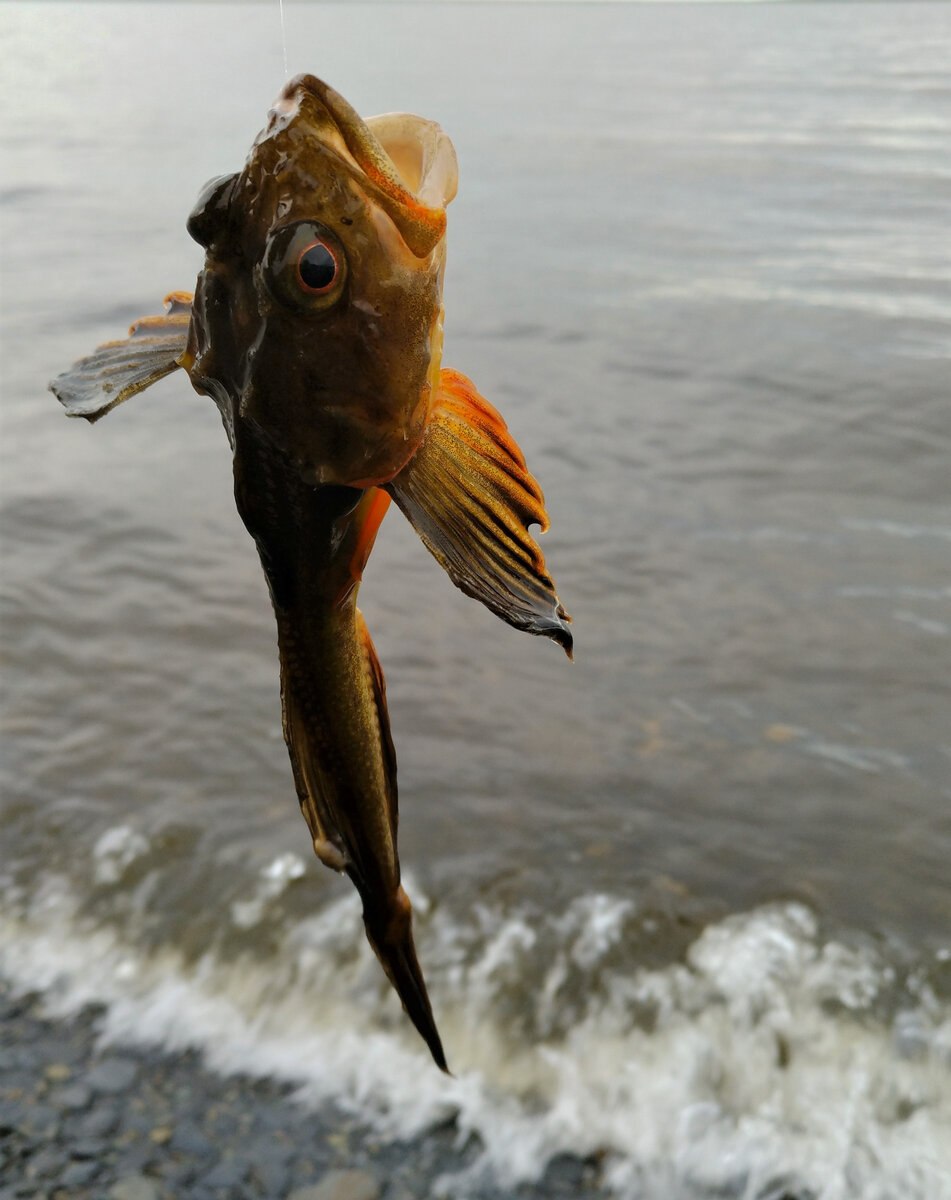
[
  {"left": 69, "top": 1138, "right": 107, "bottom": 1161},
  {"left": 755, "top": 1182, "right": 817, "bottom": 1200},
  {"left": 61, "top": 1160, "right": 101, "bottom": 1188},
  {"left": 19, "top": 1104, "right": 59, "bottom": 1139},
  {"left": 24, "top": 1145, "right": 64, "bottom": 1179},
  {"left": 87, "top": 1059, "right": 138, "bottom": 1095},
  {"left": 200, "top": 1158, "right": 249, "bottom": 1190},
  {"left": 113, "top": 1145, "right": 160, "bottom": 1177},
  {"left": 0, "top": 1100, "right": 22, "bottom": 1135},
  {"left": 78, "top": 1106, "right": 120, "bottom": 1138},
  {"left": 252, "top": 1156, "right": 289, "bottom": 1195},
  {"left": 169, "top": 1124, "right": 214, "bottom": 1158},
  {"left": 50, "top": 1084, "right": 92, "bottom": 1112}
]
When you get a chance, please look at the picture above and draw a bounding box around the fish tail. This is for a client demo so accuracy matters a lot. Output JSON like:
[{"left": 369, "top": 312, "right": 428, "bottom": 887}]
[
  {"left": 362, "top": 885, "right": 449, "bottom": 1074},
  {"left": 355, "top": 611, "right": 449, "bottom": 1074}
]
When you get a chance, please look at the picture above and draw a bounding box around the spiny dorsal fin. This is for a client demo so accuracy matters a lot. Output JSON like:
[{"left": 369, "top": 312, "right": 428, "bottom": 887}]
[
  {"left": 49, "top": 291, "right": 192, "bottom": 422},
  {"left": 387, "top": 368, "right": 573, "bottom": 657}
]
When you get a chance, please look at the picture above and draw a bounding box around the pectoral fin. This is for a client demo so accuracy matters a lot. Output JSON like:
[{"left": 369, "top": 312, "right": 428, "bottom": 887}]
[
  {"left": 387, "top": 368, "right": 573, "bottom": 657},
  {"left": 50, "top": 291, "right": 192, "bottom": 422}
]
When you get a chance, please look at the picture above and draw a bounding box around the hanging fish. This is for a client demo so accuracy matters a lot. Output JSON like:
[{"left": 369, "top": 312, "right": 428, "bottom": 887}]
[{"left": 50, "top": 74, "right": 572, "bottom": 1071}]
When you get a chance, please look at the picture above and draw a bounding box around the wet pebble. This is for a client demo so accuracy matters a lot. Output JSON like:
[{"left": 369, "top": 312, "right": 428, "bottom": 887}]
[
  {"left": 169, "top": 1123, "right": 214, "bottom": 1158},
  {"left": 200, "top": 1156, "right": 249, "bottom": 1190},
  {"left": 87, "top": 1057, "right": 138, "bottom": 1094},
  {"left": 19, "top": 1104, "right": 59, "bottom": 1139},
  {"left": 61, "top": 1159, "right": 100, "bottom": 1188},
  {"left": 24, "top": 1145, "right": 62, "bottom": 1179},
  {"left": 50, "top": 1083, "right": 92, "bottom": 1112},
  {"left": 68, "top": 1136, "right": 106, "bottom": 1160},
  {"left": 78, "top": 1105, "right": 120, "bottom": 1137},
  {"left": 109, "top": 1176, "right": 162, "bottom": 1200},
  {"left": 288, "top": 1169, "right": 382, "bottom": 1200},
  {"left": 253, "top": 1157, "right": 290, "bottom": 1195}
]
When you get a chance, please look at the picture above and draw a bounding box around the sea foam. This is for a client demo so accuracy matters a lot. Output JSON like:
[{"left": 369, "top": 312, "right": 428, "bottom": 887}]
[{"left": 1, "top": 865, "right": 948, "bottom": 1200}]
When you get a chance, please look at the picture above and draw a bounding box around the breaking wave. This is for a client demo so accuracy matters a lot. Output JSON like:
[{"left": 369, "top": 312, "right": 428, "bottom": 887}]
[{"left": 0, "top": 835, "right": 949, "bottom": 1200}]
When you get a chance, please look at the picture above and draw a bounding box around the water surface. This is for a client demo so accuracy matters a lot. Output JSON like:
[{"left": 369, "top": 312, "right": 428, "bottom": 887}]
[{"left": 1, "top": 4, "right": 949, "bottom": 1197}]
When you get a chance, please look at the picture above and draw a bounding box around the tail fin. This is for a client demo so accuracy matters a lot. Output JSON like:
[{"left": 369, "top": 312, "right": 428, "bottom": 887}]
[
  {"left": 362, "top": 884, "right": 449, "bottom": 1074},
  {"left": 356, "top": 612, "right": 449, "bottom": 1073}
]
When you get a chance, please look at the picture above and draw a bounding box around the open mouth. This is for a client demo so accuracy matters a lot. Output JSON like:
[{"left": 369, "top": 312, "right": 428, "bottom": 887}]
[{"left": 265, "top": 74, "right": 458, "bottom": 257}]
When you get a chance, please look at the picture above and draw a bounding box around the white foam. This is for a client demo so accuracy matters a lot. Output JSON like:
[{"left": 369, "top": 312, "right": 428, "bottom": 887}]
[
  {"left": 230, "top": 851, "right": 307, "bottom": 929},
  {"left": 1, "top": 879, "right": 949, "bottom": 1200},
  {"left": 92, "top": 824, "right": 150, "bottom": 885}
]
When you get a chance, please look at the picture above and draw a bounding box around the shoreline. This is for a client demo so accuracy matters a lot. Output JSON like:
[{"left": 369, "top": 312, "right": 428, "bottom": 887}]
[{"left": 0, "top": 979, "right": 608, "bottom": 1200}]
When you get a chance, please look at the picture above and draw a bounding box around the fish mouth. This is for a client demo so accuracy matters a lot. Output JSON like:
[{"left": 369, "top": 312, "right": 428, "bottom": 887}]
[{"left": 263, "top": 74, "right": 458, "bottom": 258}]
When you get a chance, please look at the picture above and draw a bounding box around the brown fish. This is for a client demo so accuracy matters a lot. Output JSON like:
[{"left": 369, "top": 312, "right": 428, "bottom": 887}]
[{"left": 50, "top": 74, "right": 572, "bottom": 1071}]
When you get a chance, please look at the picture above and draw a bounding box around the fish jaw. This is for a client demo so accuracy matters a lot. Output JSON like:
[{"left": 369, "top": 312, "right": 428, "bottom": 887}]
[{"left": 264, "top": 75, "right": 457, "bottom": 258}]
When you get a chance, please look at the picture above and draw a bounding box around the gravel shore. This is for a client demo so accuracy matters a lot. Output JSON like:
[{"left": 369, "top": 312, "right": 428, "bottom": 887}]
[{"left": 0, "top": 981, "right": 607, "bottom": 1200}]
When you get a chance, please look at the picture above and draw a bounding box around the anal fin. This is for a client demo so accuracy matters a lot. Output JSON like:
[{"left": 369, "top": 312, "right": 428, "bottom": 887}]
[
  {"left": 50, "top": 291, "right": 192, "bottom": 422},
  {"left": 354, "top": 611, "right": 448, "bottom": 1073},
  {"left": 387, "top": 368, "right": 573, "bottom": 656}
]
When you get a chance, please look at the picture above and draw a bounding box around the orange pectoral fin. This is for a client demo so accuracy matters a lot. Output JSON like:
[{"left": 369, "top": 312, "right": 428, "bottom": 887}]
[
  {"left": 386, "top": 368, "right": 573, "bottom": 657},
  {"left": 49, "top": 291, "right": 192, "bottom": 422},
  {"left": 349, "top": 488, "right": 392, "bottom": 586}
]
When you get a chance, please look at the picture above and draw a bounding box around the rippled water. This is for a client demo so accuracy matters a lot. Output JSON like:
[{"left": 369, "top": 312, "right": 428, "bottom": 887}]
[{"left": 2, "top": 3, "right": 950, "bottom": 1197}]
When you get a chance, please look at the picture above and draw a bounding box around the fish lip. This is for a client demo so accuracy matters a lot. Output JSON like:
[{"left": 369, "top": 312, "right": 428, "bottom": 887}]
[{"left": 263, "top": 74, "right": 456, "bottom": 258}]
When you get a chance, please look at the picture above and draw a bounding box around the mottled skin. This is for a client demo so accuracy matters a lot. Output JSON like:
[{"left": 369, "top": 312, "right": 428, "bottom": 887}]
[{"left": 184, "top": 76, "right": 450, "bottom": 1067}]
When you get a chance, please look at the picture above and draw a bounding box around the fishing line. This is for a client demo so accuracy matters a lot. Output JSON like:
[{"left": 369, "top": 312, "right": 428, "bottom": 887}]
[{"left": 279, "top": 0, "right": 289, "bottom": 79}]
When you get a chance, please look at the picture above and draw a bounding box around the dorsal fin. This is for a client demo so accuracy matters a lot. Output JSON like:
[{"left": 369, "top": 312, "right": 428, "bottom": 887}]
[
  {"left": 49, "top": 291, "right": 192, "bottom": 422},
  {"left": 387, "top": 368, "right": 573, "bottom": 657}
]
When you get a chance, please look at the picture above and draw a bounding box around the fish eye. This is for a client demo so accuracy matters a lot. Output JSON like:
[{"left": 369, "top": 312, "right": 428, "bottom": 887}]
[
  {"left": 297, "top": 240, "right": 339, "bottom": 294},
  {"left": 265, "top": 221, "right": 347, "bottom": 313}
]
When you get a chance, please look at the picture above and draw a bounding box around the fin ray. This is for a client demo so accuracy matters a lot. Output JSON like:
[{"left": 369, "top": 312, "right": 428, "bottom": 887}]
[
  {"left": 49, "top": 292, "right": 192, "bottom": 422},
  {"left": 387, "top": 368, "right": 572, "bottom": 656}
]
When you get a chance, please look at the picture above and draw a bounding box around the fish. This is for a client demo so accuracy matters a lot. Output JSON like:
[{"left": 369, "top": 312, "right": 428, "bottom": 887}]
[{"left": 50, "top": 74, "right": 572, "bottom": 1072}]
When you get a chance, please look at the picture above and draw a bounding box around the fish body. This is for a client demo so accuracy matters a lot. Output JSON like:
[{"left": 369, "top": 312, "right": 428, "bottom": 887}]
[{"left": 51, "top": 75, "right": 571, "bottom": 1070}]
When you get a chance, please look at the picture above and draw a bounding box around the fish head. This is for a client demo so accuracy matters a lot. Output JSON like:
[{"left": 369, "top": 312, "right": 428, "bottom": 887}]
[{"left": 184, "top": 74, "right": 458, "bottom": 486}]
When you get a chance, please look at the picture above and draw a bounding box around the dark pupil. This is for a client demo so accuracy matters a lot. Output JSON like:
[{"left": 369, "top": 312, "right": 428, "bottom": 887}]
[{"left": 298, "top": 242, "right": 336, "bottom": 291}]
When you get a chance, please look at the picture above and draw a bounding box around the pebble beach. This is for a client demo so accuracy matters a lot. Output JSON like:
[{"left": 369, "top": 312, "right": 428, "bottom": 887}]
[{"left": 0, "top": 981, "right": 608, "bottom": 1200}]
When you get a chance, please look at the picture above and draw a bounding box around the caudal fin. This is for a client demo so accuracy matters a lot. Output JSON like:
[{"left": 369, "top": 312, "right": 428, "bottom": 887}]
[
  {"left": 355, "top": 613, "right": 448, "bottom": 1073},
  {"left": 363, "top": 886, "right": 449, "bottom": 1074}
]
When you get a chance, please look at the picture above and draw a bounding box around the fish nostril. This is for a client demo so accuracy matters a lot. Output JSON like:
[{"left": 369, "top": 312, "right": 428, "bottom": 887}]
[{"left": 186, "top": 173, "right": 238, "bottom": 249}]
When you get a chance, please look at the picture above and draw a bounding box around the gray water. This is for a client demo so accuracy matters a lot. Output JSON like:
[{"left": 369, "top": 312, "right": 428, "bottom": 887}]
[{"left": 1, "top": 4, "right": 950, "bottom": 1197}]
